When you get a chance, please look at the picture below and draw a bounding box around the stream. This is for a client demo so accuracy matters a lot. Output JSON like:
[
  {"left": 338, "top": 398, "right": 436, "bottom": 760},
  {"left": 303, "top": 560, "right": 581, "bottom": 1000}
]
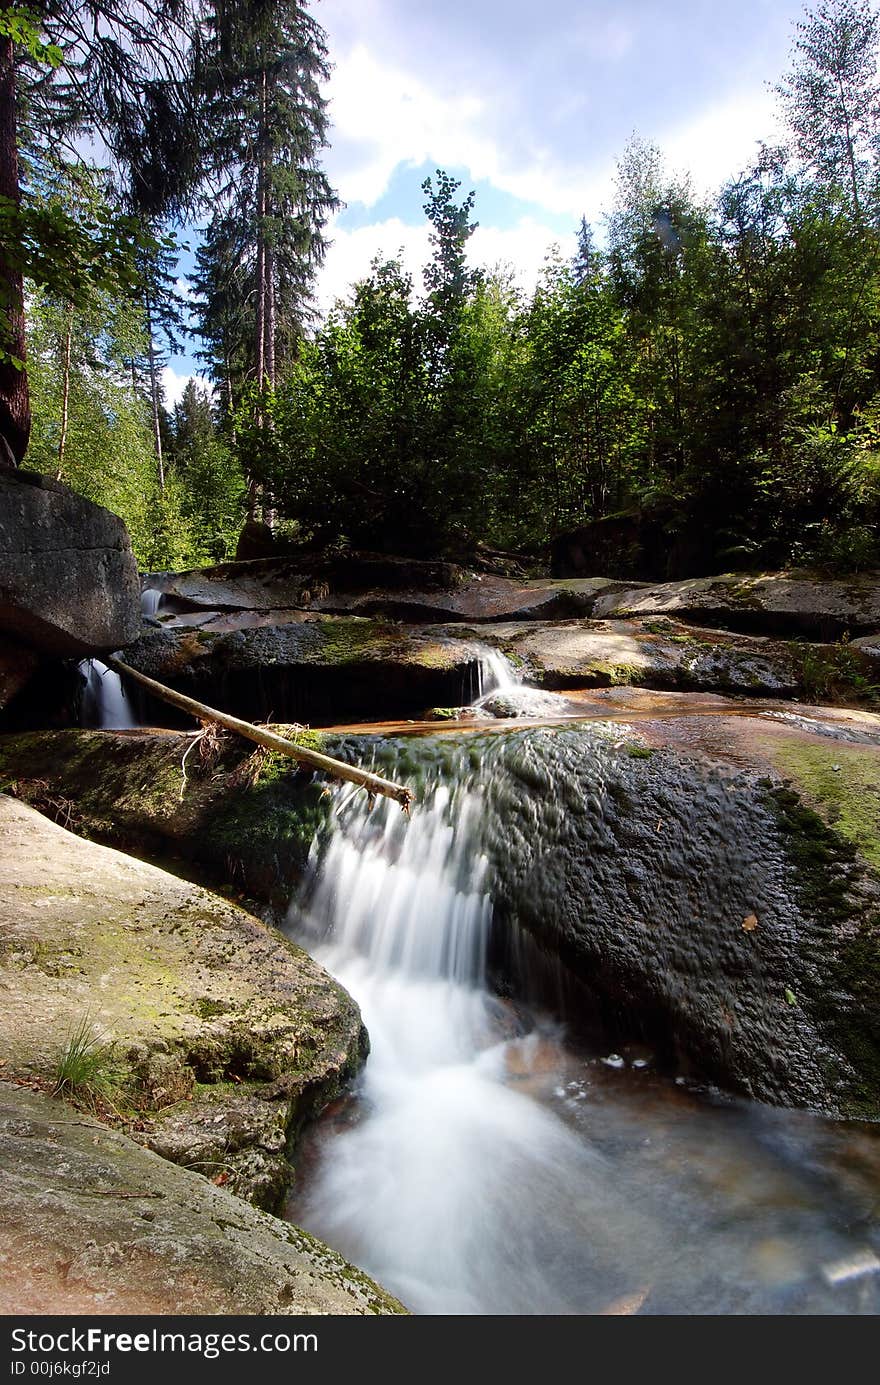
[{"left": 284, "top": 757, "right": 880, "bottom": 1315}]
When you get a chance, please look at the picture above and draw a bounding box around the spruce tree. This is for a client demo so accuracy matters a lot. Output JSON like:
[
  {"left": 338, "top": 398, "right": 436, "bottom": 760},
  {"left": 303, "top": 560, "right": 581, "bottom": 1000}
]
[{"left": 194, "top": 0, "right": 339, "bottom": 392}]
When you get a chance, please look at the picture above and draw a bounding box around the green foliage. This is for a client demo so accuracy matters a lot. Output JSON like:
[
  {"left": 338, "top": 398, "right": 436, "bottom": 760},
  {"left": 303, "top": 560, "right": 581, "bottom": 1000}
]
[
  {"left": 192, "top": 0, "right": 339, "bottom": 402},
  {"left": 0, "top": 7, "right": 62, "bottom": 66}
]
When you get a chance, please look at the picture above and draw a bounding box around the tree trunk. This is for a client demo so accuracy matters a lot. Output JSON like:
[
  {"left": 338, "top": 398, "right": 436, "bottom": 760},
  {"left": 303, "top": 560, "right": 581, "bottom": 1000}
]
[
  {"left": 145, "top": 295, "right": 165, "bottom": 492},
  {"left": 55, "top": 303, "right": 73, "bottom": 479},
  {"left": 255, "top": 65, "right": 268, "bottom": 386},
  {"left": 266, "top": 246, "right": 276, "bottom": 388},
  {"left": 0, "top": 17, "right": 28, "bottom": 467}
]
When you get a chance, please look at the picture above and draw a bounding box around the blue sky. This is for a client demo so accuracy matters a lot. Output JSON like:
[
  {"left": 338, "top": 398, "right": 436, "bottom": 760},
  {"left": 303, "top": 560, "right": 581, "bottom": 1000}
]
[{"left": 168, "top": 0, "right": 807, "bottom": 396}]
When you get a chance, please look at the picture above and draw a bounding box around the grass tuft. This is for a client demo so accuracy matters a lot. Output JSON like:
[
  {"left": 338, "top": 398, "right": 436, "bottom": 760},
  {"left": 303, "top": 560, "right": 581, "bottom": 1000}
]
[{"left": 52, "top": 1016, "right": 123, "bottom": 1111}]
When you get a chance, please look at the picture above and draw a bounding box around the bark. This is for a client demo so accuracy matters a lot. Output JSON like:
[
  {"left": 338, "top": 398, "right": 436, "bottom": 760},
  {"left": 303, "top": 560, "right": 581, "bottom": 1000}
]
[
  {"left": 255, "top": 65, "right": 268, "bottom": 387},
  {"left": 265, "top": 245, "right": 276, "bottom": 387},
  {"left": 55, "top": 303, "right": 73, "bottom": 479},
  {"left": 107, "top": 657, "right": 415, "bottom": 811},
  {"left": 0, "top": 19, "right": 28, "bottom": 466},
  {"left": 145, "top": 296, "right": 165, "bottom": 491}
]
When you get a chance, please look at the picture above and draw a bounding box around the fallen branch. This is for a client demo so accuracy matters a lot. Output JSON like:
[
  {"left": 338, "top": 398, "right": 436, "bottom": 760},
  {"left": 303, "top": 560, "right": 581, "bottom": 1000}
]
[{"left": 106, "top": 657, "right": 414, "bottom": 811}]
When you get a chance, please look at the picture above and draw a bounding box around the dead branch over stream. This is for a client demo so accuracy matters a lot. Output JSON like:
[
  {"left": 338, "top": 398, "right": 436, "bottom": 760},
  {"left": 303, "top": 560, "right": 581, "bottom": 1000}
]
[{"left": 107, "top": 657, "right": 414, "bottom": 811}]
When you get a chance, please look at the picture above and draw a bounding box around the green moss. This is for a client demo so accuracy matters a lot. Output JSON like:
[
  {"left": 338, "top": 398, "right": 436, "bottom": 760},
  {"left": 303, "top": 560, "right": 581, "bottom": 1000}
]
[
  {"left": 766, "top": 782, "right": 880, "bottom": 1116},
  {"left": 770, "top": 741, "right": 880, "bottom": 871},
  {"left": 625, "top": 745, "right": 654, "bottom": 759},
  {"left": 587, "top": 662, "right": 645, "bottom": 687}
]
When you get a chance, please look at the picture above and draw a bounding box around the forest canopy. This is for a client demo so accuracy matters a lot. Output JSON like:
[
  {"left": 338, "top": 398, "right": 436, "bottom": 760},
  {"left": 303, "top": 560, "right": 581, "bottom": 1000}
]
[{"left": 1, "top": 0, "right": 879, "bottom": 577}]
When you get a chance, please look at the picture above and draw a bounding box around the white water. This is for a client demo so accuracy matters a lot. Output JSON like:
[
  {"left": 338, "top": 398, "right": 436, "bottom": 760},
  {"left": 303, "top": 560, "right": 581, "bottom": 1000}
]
[
  {"left": 288, "top": 780, "right": 651, "bottom": 1313},
  {"left": 140, "top": 587, "right": 163, "bottom": 617},
  {"left": 471, "top": 647, "right": 563, "bottom": 719},
  {"left": 287, "top": 765, "right": 880, "bottom": 1315},
  {"left": 79, "top": 659, "right": 137, "bottom": 729}
]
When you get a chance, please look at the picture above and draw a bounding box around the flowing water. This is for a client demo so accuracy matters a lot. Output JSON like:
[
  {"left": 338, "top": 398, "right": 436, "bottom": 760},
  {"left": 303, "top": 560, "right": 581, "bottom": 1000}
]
[
  {"left": 471, "top": 647, "right": 566, "bottom": 719},
  {"left": 140, "top": 587, "right": 164, "bottom": 617},
  {"left": 285, "top": 758, "right": 880, "bottom": 1315},
  {"left": 78, "top": 659, "right": 137, "bottom": 730}
]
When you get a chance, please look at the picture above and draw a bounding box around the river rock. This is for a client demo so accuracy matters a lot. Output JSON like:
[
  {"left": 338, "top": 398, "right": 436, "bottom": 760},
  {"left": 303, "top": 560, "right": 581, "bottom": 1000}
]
[
  {"left": 147, "top": 554, "right": 638, "bottom": 624},
  {"left": 0, "top": 1082, "right": 405, "bottom": 1314},
  {"left": 474, "top": 619, "right": 805, "bottom": 696},
  {"left": 119, "top": 619, "right": 484, "bottom": 724},
  {"left": 593, "top": 572, "right": 880, "bottom": 641},
  {"left": 0, "top": 794, "right": 366, "bottom": 1208},
  {"left": 0, "top": 470, "right": 141, "bottom": 662}
]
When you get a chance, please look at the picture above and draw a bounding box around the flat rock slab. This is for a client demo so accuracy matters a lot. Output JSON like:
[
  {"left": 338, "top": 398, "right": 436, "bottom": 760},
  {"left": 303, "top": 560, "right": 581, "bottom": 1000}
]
[
  {"left": 149, "top": 555, "right": 637, "bottom": 624},
  {"left": 0, "top": 795, "right": 365, "bottom": 1207},
  {"left": 481, "top": 619, "right": 803, "bottom": 696},
  {"left": 119, "top": 612, "right": 879, "bottom": 725},
  {"left": 593, "top": 572, "right": 880, "bottom": 641},
  {"left": 0, "top": 1082, "right": 405, "bottom": 1314}
]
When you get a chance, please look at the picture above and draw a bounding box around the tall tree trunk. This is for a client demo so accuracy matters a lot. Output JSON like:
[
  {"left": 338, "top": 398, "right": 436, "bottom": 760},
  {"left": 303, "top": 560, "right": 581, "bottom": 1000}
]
[
  {"left": 265, "top": 244, "right": 276, "bottom": 388},
  {"left": 55, "top": 302, "right": 73, "bottom": 479},
  {"left": 255, "top": 65, "right": 268, "bottom": 387},
  {"left": 0, "top": 17, "right": 28, "bottom": 467},
  {"left": 145, "top": 295, "right": 165, "bottom": 492}
]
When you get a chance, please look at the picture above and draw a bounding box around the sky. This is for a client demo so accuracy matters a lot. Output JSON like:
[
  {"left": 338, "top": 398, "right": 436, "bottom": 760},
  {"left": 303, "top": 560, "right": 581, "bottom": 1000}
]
[{"left": 167, "top": 0, "right": 806, "bottom": 401}]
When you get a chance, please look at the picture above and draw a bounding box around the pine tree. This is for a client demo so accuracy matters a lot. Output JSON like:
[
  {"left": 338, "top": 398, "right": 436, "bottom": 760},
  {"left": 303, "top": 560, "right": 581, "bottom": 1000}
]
[
  {"left": 194, "top": 0, "right": 339, "bottom": 391},
  {"left": 0, "top": 1, "right": 194, "bottom": 466}
]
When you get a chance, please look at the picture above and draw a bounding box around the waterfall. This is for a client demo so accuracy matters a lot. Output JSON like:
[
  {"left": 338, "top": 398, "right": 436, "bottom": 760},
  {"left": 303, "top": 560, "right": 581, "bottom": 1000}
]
[
  {"left": 471, "top": 646, "right": 562, "bottom": 718},
  {"left": 286, "top": 742, "right": 880, "bottom": 1316},
  {"left": 288, "top": 774, "right": 645, "bottom": 1314},
  {"left": 79, "top": 659, "right": 137, "bottom": 730},
  {"left": 141, "top": 587, "right": 163, "bottom": 617}
]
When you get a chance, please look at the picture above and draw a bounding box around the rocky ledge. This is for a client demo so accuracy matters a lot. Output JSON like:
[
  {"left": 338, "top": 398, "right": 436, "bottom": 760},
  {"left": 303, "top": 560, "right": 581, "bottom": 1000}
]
[
  {"left": 0, "top": 794, "right": 366, "bottom": 1209},
  {"left": 0, "top": 1082, "right": 404, "bottom": 1314}
]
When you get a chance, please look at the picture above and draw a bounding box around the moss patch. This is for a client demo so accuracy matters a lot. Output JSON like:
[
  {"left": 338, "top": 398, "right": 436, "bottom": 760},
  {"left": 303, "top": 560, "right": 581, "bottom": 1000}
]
[
  {"left": 769, "top": 741, "right": 880, "bottom": 871},
  {"left": 766, "top": 782, "right": 880, "bottom": 1116}
]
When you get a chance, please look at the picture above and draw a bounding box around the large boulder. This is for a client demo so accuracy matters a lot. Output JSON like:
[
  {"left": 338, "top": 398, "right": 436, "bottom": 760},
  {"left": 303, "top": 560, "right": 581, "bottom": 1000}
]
[
  {"left": 119, "top": 619, "right": 486, "bottom": 724},
  {"left": 0, "top": 794, "right": 366, "bottom": 1209},
  {"left": 594, "top": 571, "right": 880, "bottom": 641},
  {"left": 0, "top": 1083, "right": 404, "bottom": 1314},
  {"left": 0, "top": 470, "right": 140, "bottom": 660}
]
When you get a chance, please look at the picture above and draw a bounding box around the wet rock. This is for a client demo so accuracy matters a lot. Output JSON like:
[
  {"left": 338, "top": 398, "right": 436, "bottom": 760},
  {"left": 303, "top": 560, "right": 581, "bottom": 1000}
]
[
  {"left": 0, "top": 1082, "right": 405, "bottom": 1314},
  {"left": 0, "top": 728, "right": 336, "bottom": 909},
  {"left": 491, "top": 619, "right": 803, "bottom": 696},
  {"left": 593, "top": 572, "right": 880, "bottom": 641},
  {"left": 120, "top": 620, "right": 482, "bottom": 725},
  {"left": 0, "top": 794, "right": 367, "bottom": 1207}
]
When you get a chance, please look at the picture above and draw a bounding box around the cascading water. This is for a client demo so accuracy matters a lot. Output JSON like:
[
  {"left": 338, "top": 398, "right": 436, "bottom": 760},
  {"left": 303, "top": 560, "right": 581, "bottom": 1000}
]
[
  {"left": 288, "top": 777, "right": 622, "bottom": 1314},
  {"left": 79, "top": 659, "right": 137, "bottom": 730},
  {"left": 286, "top": 747, "right": 880, "bottom": 1315},
  {"left": 471, "top": 646, "right": 562, "bottom": 719},
  {"left": 141, "top": 587, "right": 164, "bottom": 618}
]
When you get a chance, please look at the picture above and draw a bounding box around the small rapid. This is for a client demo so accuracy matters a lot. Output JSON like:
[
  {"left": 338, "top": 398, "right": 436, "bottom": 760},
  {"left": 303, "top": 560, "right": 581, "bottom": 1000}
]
[
  {"left": 285, "top": 752, "right": 880, "bottom": 1315},
  {"left": 471, "top": 647, "right": 563, "bottom": 719},
  {"left": 78, "top": 659, "right": 137, "bottom": 730}
]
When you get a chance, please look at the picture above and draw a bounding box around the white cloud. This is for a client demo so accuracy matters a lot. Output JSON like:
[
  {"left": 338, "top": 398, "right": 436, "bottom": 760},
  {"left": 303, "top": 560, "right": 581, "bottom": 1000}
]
[
  {"left": 318, "top": 213, "right": 578, "bottom": 317},
  {"left": 317, "top": 217, "right": 432, "bottom": 315},
  {"left": 161, "top": 366, "right": 211, "bottom": 410},
  {"left": 326, "top": 45, "right": 494, "bottom": 208},
  {"left": 661, "top": 88, "right": 783, "bottom": 198},
  {"left": 470, "top": 218, "right": 578, "bottom": 289}
]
